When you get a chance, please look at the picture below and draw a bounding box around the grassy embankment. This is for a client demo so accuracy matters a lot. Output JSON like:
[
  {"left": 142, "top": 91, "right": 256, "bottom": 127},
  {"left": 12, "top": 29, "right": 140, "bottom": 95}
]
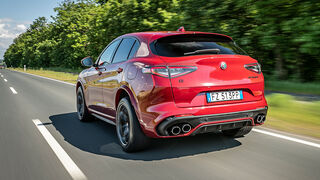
[
  {"left": 265, "top": 94, "right": 320, "bottom": 138},
  {"left": 9, "top": 67, "right": 80, "bottom": 84},
  {"left": 8, "top": 68, "right": 320, "bottom": 138},
  {"left": 265, "top": 80, "right": 320, "bottom": 96}
]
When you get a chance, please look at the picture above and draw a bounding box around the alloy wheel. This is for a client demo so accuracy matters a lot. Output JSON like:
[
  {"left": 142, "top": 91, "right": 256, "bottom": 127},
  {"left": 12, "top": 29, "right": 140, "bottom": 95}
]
[
  {"left": 117, "top": 105, "right": 130, "bottom": 146},
  {"left": 77, "top": 91, "right": 84, "bottom": 119}
]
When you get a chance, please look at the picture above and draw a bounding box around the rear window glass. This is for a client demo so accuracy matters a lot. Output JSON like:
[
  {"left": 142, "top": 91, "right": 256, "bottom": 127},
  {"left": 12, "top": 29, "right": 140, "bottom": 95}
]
[
  {"left": 151, "top": 34, "right": 247, "bottom": 57},
  {"left": 112, "top": 38, "right": 136, "bottom": 63},
  {"left": 128, "top": 40, "right": 139, "bottom": 59}
]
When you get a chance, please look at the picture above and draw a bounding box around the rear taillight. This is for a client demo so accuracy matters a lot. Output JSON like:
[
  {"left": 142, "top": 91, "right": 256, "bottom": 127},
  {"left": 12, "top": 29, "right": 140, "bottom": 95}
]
[
  {"left": 142, "top": 66, "right": 197, "bottom": 78},
  {"left": 168, "top": 66, "right": 197, "bottom": 78},
  {"left": 151, "top": 67, "right": 169, "bottom": 77},
  {"left": 244, "top": 63, "right": 261, "bottom": 73}
]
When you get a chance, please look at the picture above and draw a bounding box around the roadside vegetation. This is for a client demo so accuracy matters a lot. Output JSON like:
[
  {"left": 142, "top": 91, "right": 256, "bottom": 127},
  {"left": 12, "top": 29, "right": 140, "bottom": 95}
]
[
  {"left": 3, "top": 0, "right": 320, "bottom": 83},
  {"left": 265, "top": 80, "right": 320, "bottom": 96},
  {"left": 265, "top": 94, "right": 320, "bottom": 139},
  {"left": 9, "top": 68, "right": 78, "bottom": 84}
]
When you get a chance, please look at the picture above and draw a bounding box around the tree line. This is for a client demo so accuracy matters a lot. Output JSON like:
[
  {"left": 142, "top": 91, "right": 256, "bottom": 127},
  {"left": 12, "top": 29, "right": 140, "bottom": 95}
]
[{"left": 4, "top": 0, "right": 320, "bottom": 82}]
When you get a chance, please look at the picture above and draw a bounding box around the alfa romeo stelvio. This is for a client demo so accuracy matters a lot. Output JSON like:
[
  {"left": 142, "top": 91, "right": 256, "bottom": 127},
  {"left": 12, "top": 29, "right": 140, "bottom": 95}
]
[{"left": 76, "top": 29, "right": 268, "bottom": 152}]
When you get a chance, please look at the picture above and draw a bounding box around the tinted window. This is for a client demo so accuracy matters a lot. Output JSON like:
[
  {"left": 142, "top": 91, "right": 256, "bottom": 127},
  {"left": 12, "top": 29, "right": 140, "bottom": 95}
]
[
  {"left": 99, "top": 40, "right": 120, "bottom": 65},
  {"left": 151, "top": 34, "right": 247, "bottom": 57},
  {"left": 112, "top": 38, "right": 135, "bottom": 63},
  {"left": 128, "top": 40, "right": 140, "bottom": 59}
]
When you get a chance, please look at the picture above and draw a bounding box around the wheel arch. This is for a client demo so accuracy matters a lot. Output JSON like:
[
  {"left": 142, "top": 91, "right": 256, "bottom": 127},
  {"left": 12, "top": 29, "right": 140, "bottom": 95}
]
[
  {"left": 115, "top": 85, "right": 141, "bottom": 123},
  {"left": 76, "top": 80, "right": 88, "bottom": 106},
  {"left": 76, "top": 81, "right": 82, "bottom": 91}
]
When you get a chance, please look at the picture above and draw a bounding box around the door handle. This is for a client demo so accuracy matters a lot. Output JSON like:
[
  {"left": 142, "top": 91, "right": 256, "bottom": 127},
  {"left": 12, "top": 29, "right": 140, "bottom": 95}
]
[
  {"left": 95, "top": 66, "right": 106, "bottom": 75},
  {"left": 116, "top": 67, "right": 123, "bottom": 73},
  {"left": 96, "top": 67, "right": 106, "bottom": 71}
]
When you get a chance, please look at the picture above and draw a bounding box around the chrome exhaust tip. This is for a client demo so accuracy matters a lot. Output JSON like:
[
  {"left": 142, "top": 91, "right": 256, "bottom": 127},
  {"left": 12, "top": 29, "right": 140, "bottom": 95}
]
[
  {"left": 256, "top": 115, "right": 266, "bottom": 124},
  {"left": 171, "top": 126, "right": 181, "bottom": 135},
  {"left": 182, "top": 124, "right": 192, "bottom": 133}
]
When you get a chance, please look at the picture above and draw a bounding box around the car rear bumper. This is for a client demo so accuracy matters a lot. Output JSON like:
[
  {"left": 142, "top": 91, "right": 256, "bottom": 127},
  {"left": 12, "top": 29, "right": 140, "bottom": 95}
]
[
  {"left": 140, "top": 97, "right": 268, "bottom": 138},
  {"left": 156, "top": 107, "right": 267, "bottom": 136}
]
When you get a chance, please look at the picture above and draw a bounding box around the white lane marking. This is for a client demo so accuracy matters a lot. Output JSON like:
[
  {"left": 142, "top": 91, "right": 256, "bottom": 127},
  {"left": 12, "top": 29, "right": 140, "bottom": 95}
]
[
  {"left": 1, "top": 75, "right": 3, "bottom": 77},
  {"left": 4, "top": 79, "right": 7, "bottom": 82},
  {"left": 253, "top": 128, "right": 320, "bottom": 149},
  {"left": 10, "top": 70, "right": 75, "bottom": 86},
  {"left": 9, "top": 87, "right": 18, "bottom": 94},
  {"left": 32, "top": 119, "right": 87, "bottom": 180}
]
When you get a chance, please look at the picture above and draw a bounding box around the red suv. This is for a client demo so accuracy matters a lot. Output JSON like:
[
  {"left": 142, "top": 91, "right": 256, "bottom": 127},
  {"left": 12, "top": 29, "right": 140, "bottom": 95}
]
[{"left": 77, "top": 30, "right": 268, "bottom": 152}]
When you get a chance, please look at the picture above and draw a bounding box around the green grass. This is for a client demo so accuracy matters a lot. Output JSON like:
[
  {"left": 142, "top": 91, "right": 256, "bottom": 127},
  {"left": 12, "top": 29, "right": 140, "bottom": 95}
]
[
  {"left": 9, "top": 68, "right": 79, "bottom": 84},
  {"left": 43, "top": 67, "right": 83, "bottom": 74},
  {"left": 265, "top": 94, "right": 320, "bottom": 138},
  {"left": 265, "top": 80, "right": 320, "bottom": 95}
]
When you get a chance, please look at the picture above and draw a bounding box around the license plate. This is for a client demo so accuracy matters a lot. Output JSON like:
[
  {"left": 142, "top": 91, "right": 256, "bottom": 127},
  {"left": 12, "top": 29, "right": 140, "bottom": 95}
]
[{"left": 206, "top": 90, "right": 243, "bottom": 103}]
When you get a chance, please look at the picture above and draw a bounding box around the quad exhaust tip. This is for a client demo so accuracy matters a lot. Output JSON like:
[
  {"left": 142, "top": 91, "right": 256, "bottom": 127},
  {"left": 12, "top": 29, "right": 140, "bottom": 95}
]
[
  {"left": 170, "top": 123, "right": 192, "bottom": 135},
  {"left": 255, "top": 114, "right": 266, "bottom": 124},
  {"left": 182, "top": 124, "right": 192, "bottom": 133},
  {"left": 171, "top": 126, "right": 181, "bottom": 136}
]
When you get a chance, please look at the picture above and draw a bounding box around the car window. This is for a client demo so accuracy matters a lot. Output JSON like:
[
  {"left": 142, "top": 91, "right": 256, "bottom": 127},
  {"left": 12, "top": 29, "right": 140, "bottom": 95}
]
[
  {"left": 151, "top": 34, "right": 247, "bottom": 57},
  {"left": 128, "top": 40, "right": 140, "bottom": 59},
  {"left": 99, "top": 40, "right": 120, "bottom": 65},
  {"left": 112, "top": 38, "right": 136, "bottom": 63}
]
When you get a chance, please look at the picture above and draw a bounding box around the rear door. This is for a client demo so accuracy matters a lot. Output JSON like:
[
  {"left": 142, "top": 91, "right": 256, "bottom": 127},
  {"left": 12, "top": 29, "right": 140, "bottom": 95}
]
[{"left": 100, "top": 38, "right": 138, "bottom": 118}]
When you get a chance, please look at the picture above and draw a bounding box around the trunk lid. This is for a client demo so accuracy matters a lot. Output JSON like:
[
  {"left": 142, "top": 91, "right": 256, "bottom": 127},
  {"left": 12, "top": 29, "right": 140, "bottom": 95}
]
[{"left": 160, "top": 55, "right": 264, "bottom": 108}]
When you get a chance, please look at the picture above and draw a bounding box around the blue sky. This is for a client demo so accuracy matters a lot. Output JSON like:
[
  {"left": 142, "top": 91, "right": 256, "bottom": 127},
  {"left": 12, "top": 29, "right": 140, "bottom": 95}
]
[{"left": 0, "top": 0, "right": 63, "bottom": 59}]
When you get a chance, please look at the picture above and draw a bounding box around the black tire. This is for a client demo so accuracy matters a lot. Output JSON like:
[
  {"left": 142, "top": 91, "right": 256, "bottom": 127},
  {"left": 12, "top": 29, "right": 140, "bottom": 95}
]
[
  {"left": 116, "top": 97, "right": 150, "bottom": 152},
  {"left": 76, "top": 87, "right": 94, "bottom": 122},
  {"left": 222, "top": 126, "right": 252, "bottom": 138}
]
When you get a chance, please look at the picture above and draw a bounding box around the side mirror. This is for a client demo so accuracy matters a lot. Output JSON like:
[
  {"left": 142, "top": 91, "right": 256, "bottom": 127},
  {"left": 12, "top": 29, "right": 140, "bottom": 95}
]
[{"left": 81, "top": 57, "right": 93, "bottom": 67}]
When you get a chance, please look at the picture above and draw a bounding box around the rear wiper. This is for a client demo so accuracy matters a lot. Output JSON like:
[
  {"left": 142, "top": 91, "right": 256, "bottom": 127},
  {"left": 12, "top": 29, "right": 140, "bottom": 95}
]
[{"left": 184, "top": 48, "right": 221, "bottom": 56}]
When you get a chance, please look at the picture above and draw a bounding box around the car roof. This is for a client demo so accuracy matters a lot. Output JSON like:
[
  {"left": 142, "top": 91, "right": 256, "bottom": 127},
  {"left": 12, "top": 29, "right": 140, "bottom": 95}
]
[{"left": 121, "top": 31, "right": 233, "bottom": 43}]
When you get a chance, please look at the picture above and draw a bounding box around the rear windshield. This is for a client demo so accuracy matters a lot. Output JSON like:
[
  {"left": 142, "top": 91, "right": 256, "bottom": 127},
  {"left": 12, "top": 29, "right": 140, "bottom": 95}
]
[{"left": 150, "top": 34, "right": 247, "bottom": 57}]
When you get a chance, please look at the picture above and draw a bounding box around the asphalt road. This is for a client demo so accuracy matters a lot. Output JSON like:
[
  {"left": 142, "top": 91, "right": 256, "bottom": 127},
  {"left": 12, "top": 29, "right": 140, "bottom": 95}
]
[{"left": 0, "top": 69, "right": 319, "bottom": 180}]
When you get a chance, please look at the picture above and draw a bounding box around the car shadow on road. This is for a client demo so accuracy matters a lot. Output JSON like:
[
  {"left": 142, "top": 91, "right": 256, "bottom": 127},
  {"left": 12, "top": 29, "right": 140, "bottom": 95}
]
[{"left": 49, "top": 112, "right": 242, "bottom": 161}]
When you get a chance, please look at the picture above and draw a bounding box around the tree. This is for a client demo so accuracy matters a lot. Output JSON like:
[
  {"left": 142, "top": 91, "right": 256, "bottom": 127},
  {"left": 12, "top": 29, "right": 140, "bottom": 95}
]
[{"left": 3, "top": 0, "right": 320, "bottom": 81}]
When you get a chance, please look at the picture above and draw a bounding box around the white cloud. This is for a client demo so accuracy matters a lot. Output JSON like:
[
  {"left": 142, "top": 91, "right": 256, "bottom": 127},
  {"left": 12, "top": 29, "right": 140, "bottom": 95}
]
[
  {"left": 0, "top": 18, "right": 13, "bottom": 23},
  {"left": 16, "top": 24, "right": 27, "bottom": 31},
  {"left": 0, "top": 19, "right": 29, "bottom": 59},
  {"left": 0, "top": 24, "right": 16, "bottom": 39}
]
